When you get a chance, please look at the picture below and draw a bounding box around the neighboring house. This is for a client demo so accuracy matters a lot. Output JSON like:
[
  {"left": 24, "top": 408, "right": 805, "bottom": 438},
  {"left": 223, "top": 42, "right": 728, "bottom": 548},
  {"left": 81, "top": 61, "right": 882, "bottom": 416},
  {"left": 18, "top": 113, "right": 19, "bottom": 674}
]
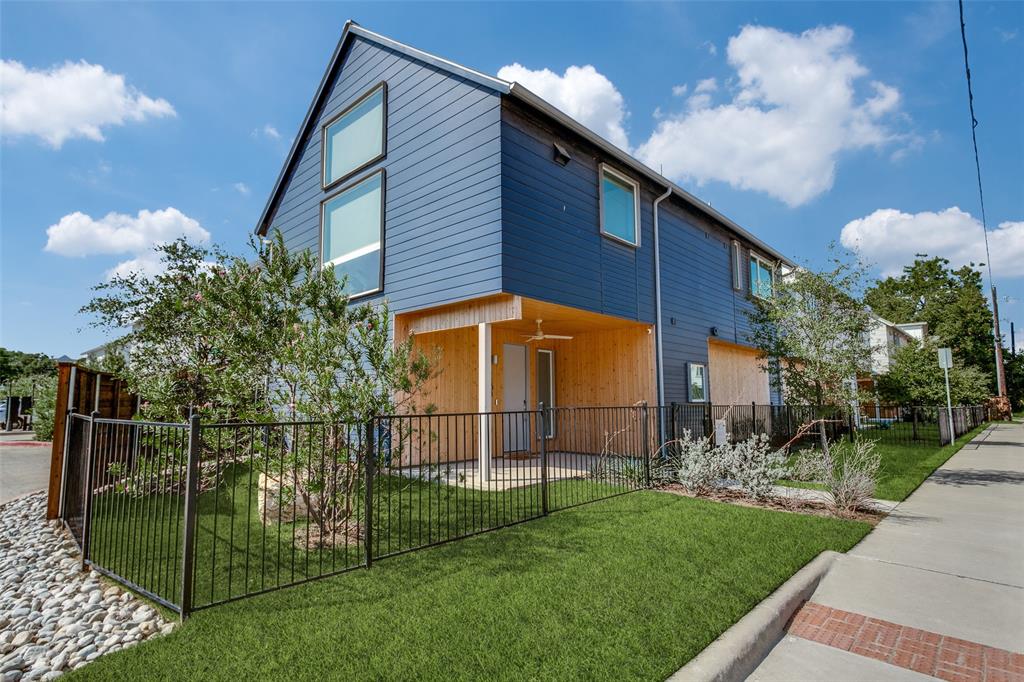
[
  {"left": 256, "top": 21, "right": 793, "bottom": 446},
  {"left": 864, "top": 314, "right": 923, "bottom": 376},
  {"left": 856, "top": 316, "right": 928, "bottom": 418}
]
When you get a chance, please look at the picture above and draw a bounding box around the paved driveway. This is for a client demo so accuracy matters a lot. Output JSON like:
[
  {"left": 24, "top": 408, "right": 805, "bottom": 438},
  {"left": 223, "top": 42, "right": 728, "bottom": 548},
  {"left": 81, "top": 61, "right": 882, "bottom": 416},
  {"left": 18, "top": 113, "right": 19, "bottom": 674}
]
[
  {"left": 0, "top": 432, "right": 51, "bottom": 505},
  {"left": 750, "top": 420, "right": 1024, "bottom": 681}
]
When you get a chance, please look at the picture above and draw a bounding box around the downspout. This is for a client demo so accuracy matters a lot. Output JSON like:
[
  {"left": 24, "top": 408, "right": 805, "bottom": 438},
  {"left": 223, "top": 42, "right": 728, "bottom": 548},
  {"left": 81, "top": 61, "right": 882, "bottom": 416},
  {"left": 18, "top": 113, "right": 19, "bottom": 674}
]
[{"left": 653, "top": 186, "right": 672, "bottom": 416}]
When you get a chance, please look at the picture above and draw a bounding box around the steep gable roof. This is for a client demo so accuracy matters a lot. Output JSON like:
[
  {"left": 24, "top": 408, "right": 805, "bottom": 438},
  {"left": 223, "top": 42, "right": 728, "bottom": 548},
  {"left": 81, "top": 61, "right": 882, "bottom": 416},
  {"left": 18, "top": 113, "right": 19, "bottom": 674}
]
[{"left": 255, "top": 20, "right": 794, "bottom": 267}]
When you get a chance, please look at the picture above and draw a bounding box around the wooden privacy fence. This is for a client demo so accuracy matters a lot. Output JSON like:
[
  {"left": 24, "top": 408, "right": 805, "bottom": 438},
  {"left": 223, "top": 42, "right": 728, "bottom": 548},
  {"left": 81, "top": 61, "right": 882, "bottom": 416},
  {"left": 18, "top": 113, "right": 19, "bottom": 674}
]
[{"left": 46, "top": 361, "right": 139, "bottom": 519}]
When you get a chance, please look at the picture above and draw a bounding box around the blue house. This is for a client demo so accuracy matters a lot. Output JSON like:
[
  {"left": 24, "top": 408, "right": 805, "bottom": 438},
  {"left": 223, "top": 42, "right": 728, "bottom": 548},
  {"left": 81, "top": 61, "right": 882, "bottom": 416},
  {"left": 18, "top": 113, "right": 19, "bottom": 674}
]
[{"left": 256, "top": 21, "right": 793, "bottom": 457}]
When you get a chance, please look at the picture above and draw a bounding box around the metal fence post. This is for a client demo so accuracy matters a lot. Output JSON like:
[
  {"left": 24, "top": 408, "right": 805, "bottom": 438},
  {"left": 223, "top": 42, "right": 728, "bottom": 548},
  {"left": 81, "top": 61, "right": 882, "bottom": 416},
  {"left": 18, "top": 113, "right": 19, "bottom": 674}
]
[
  {"left": 58, "top": 407, "right": 76, "bottom": 520},
  {"left": 364, "top": 419, "right": 375, "bottom": 569},
  {"left": 670, "top": 402, "right": 678, "bottom": 441},
  {"left": 848, "top": 409, "right": 856, "bottom": 442},
  {"left": 80, "top": 410, "right": 100, "bottom": 571},
  {"left": 751, "top": 401, "right": 757, "bottom": 439},
  {"left": 539, "top": 403, "right": 548, "bottom": 516},
  {"left": 641, "top": 402, "right": 651, "bottom": 488},
  {"left": 179, "top": 414, "right": 201, "bottom": 621}
]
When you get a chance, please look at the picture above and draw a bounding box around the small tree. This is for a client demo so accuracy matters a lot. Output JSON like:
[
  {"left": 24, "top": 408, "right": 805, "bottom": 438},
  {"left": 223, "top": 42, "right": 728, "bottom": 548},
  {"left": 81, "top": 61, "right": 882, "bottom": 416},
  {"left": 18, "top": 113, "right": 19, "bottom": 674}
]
[
  {"left": 82, "top": 231, "right": 434, "bottom": 545},
  {"left": 747, "top": 247, "right": 876, "bottom": 454},
  {"left": 875, "top": 338, "right": 991, "bottom": 406}
]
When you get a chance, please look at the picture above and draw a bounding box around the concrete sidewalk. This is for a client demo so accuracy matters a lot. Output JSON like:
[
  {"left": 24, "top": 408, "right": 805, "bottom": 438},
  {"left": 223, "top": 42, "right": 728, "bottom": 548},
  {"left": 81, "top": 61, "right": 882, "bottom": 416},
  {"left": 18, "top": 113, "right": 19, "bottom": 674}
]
[{"left": 749, "top": 420, "right": 1024, "bottom": 681}]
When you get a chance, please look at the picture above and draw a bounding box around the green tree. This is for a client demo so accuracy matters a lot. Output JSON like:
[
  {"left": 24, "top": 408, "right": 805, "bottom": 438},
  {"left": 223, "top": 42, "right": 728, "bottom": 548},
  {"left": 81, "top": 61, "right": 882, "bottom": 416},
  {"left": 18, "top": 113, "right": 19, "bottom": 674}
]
[
  {"left": 82, "top": 231, "right": 435, "bottom": 543},
  {"left": 864, "top": 257, "right": 995, "bottom": 381},
  {"left": 748, "top": 249, "right": 875, "bottom": 410},
  {"left": 874, "top": 338, "right": 991, "bottom": 406},
  {"left": 0, "top": 348, "right": 55, "bottom": 385}
]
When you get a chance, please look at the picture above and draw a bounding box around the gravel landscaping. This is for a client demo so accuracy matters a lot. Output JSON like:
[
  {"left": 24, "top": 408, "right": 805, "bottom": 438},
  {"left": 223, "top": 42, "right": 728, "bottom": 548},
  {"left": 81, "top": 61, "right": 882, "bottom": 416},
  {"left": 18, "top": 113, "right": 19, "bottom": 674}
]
[{"left": 0, "top": 493, "right": 174, "bottom": 680}]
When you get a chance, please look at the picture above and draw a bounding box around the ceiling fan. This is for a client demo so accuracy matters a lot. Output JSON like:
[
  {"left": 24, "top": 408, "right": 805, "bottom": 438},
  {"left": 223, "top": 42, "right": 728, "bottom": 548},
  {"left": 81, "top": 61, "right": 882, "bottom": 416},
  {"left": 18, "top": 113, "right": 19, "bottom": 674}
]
[{"left": 523, "top": 319, "right": 573, "bottom": 343}]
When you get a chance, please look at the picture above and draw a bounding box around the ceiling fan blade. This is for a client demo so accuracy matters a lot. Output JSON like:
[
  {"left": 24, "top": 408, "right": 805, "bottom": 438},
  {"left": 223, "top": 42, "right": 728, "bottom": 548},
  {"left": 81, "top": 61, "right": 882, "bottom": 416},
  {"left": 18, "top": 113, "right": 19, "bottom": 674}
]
[{"left": 545, "top": 334, "right": 573, "bottom": 340}]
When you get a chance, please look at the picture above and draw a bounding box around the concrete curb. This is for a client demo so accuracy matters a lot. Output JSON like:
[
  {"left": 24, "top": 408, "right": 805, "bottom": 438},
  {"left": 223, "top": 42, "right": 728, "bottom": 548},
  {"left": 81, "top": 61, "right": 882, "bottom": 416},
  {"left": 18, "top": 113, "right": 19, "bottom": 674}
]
[{"left": 667, "top": 550, "right": 840, "bottom": 682}]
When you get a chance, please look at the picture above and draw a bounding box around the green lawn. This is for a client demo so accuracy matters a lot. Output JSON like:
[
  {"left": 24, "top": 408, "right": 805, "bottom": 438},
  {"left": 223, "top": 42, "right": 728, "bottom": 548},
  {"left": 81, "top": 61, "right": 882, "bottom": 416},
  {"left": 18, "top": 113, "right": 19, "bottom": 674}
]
[
  {"left": 781, "top": 423, "right": 988, "bottom": 502},
  {"left": 74, "top": 491, "right": 869, "bottom": 681},
  {"left": 88, "top": 463, "right": 633, "bottom": 610}
]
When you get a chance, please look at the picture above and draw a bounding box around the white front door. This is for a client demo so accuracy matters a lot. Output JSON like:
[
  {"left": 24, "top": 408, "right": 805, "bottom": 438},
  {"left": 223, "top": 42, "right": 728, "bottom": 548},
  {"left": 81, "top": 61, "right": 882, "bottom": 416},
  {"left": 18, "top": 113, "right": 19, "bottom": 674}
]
[{"left": 502, "top": 343, "right": 528, "bottom": 451}]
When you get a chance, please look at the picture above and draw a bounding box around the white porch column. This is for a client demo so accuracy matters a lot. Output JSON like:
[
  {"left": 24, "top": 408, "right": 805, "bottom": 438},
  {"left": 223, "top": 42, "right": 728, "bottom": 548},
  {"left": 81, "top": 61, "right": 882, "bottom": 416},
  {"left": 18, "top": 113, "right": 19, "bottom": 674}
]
[{"left": 477, "top": 322, "right": 492, "bottom": 482}]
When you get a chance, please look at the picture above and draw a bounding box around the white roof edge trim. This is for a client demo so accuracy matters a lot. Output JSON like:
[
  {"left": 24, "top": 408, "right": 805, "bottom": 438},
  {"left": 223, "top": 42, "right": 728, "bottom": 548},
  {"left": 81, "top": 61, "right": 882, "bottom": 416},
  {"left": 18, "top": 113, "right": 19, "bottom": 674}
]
[
  {"left": 348, "top": 25, "right": 512, "bottom": 94},
  {"left": 508, "top": 83, "right": 794, "bottom": 267}
]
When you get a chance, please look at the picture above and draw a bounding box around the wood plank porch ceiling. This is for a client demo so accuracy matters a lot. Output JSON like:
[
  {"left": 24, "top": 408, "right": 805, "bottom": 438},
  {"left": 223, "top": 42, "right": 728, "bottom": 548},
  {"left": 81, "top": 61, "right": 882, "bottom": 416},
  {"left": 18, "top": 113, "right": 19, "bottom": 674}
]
[{"left": 397, "top": 294, "right": 648, "bottom": 337}]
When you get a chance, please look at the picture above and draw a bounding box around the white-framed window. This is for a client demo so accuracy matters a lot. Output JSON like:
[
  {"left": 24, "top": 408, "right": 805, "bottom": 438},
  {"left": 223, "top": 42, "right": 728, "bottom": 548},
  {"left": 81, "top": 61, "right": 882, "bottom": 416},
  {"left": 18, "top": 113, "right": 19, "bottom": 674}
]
[
  {"left": 749, "top": 253, "right": 775, "bottom": 299},
  {"left": 688, "top": 363, "right": 707, "bottom": 402},
  {"left": 536, "top": 349, "right": 555, "bottom": 438},
  {"left": 731, "top": 240, "right": 743, "bottom": 291},
  {"left": 320, "top": 169, "right": 384, "bottom": 299},
  {"left": 599, "top": 164, "right": 640, "bottom": 247},
  {"left": 322, "top": 82, "right": 387, "bottom": 189}
]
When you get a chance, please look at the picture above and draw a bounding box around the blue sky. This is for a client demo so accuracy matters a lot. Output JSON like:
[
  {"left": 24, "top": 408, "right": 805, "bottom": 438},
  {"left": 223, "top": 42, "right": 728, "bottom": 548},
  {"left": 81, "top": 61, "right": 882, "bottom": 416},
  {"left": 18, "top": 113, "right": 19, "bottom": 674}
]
[{"left": 2, "top": 1, "right": 1022, "bottom": 357}]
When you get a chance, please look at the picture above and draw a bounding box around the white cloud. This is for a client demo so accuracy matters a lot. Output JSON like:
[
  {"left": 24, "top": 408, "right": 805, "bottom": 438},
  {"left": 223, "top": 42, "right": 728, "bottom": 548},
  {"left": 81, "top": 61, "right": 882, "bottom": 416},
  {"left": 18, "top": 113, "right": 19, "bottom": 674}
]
[
  {"left": 636, "top": 25, "right": 906, "bottom": 206},
  {"left": 44, "top": 207, "right": 210, "bottom": 278},
  {"left": 252, "top": 123, "right": 280, "bottom": 140},
  {"left": 671, "top": 84, "right": 689, "bottom": 97},
  {"left": 840, "top": 207, "right": 1024, "bottom": 278},
  {"left": 233, "top": 182, "right": 251, "bottom": 196},
  {"left": 1, "top": 59, "right": 175, "bottom": 148},
  {"left": 701, "top": 41, "right": 718, "bottom": 56},
  {"left": 694, "top": 78, "right": 718, "bottom": 94},
  {"left": 497, "top": 63, "right": 630, "bottom": 150}
]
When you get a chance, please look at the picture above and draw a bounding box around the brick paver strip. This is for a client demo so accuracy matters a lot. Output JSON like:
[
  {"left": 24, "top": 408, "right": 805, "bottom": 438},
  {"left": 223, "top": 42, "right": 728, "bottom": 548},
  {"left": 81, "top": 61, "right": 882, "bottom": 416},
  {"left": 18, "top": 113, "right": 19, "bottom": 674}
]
[{"left": 787, "top": 601, "right": 1024, "bottom": 682}]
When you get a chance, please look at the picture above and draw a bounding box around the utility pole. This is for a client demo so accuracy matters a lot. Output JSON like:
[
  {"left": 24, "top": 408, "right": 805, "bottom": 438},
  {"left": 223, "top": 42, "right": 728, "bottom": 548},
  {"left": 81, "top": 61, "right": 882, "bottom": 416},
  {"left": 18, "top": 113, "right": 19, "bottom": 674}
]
[
  {"left": 1010, "top": 321, "right": 1016, "bottom": 356},
  {"left": 992, "top": 286, "right": 1007, "bottom": 396}
]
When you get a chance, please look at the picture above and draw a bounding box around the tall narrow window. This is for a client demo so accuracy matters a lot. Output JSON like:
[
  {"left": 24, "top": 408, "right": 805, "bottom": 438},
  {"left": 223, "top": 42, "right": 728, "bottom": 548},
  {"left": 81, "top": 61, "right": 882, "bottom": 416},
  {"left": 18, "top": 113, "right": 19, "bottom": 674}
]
[
  {"left": 731, "top": 240, "right": 743, "bottom": 290},
  {"left": 749, "top": 254, "right": 774, "bottom": 299},
  {"left": 322, "top": 82, "right": 386, "bottom": 188},
  {"left": 537, "top": 350, "right": 555, "bottom": 438},
  {"left": 688, "top": 363, "right": 707, "bottom": 402},
  {"left": 599, "top": 165, "right": 640, "bottom": 246},
  {"left": 321, "top": 170, "right": 384, "bottom": 298}
]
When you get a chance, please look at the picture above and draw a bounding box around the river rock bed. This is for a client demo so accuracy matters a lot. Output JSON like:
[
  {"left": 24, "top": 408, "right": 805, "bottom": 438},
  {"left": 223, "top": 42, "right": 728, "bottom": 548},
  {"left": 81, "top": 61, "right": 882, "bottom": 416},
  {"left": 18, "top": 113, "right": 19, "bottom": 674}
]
[{"left": 0, "top": 493, "right": 175, "bottom": 680}]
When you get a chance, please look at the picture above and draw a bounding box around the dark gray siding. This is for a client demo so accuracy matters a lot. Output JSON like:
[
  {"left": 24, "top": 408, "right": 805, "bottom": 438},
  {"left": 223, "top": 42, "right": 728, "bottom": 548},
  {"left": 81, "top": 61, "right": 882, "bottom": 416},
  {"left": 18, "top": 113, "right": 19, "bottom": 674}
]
[
  {"left": 498, "top": 98, "right": 780, "bottom": 405},
  {"left": 499, "top": 100, "right": 656, "bottom": 324},
  {"left": 266, "top": 35, "right": 503, "bottom": 312}
]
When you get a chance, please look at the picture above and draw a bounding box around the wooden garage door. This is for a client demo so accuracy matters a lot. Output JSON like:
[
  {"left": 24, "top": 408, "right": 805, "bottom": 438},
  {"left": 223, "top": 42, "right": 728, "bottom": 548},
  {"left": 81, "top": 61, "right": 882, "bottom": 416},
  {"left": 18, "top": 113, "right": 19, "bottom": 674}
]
[{"left": 708, "top": 340, "right": 770, "bottom": 405}]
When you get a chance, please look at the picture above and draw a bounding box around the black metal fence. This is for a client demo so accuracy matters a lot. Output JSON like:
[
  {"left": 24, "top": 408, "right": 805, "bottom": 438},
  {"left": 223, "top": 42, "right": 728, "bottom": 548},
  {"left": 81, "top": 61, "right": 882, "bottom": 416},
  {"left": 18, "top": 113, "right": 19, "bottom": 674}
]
[
  {"left": 58, "top": 401, "right": 985, "bottom": 618},
  {"left": 59, "top": 405, "right": 652, "bottom": 618}
]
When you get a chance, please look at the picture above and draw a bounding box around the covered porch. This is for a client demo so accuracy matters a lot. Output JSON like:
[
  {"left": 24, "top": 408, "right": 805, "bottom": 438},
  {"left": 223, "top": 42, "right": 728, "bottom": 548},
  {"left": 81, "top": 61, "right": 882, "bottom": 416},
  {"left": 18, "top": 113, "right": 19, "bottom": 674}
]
[{"left": 391, "top": 294, "right": 657, "bottom": 481}]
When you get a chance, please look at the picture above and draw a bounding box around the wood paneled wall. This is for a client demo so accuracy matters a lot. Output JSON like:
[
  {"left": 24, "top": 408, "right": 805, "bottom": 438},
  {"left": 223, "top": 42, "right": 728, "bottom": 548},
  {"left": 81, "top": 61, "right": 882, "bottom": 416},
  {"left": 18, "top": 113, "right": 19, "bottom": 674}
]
[
  {"left": 707, "top": 339, "right": 770, "bottom": 405},
  {"left": 46, "top": 362, "right": 139, "bottom": 519},
  {"left": 395, "top": 298, "right": 656, "bottom": 463}
]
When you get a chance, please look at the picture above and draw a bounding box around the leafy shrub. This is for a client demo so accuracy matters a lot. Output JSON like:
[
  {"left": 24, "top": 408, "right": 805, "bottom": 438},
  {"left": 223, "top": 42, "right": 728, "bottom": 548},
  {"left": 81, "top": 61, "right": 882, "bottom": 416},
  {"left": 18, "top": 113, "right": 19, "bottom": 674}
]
[
  {"left": 655, "top": 429, "right": 729, "bottom": 495},
  {"left": 726, "top": 433, "right": 787, "bottom": 499},
  {"left": 792, "top": 439, "right": 880, "bottom": 515}
]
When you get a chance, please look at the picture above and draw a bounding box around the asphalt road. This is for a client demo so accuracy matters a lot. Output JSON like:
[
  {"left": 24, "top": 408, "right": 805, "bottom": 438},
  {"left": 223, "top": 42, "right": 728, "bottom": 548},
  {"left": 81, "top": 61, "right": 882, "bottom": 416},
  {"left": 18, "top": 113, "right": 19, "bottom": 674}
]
[{"left": 0, "top": 431, "right": 51, "bottom": 505}]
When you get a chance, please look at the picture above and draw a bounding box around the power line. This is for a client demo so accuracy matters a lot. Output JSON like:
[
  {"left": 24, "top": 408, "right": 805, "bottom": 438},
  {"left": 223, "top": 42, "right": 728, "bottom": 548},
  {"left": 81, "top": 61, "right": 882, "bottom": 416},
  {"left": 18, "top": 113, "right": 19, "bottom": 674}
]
[
  {"left": 958, "top": 0, "right": 1007, "bottom": 399},
  {"left": 957, "top": 0, "right": 994, "bottom": 289}
]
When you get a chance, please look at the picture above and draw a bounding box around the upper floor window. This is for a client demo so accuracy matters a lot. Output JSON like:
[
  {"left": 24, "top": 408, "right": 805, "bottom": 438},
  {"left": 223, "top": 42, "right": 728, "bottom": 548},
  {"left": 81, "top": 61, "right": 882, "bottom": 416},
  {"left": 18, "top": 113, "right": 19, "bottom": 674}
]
[
  {"left": 731, "top": 240, "right": 743, "bottom": 291},
  {"left": 749, "top": 253, "right": 774, "bottom": 299},
  {"left": 321, "top": 170, "right": 384, "bottom": 298},
  {"left": 599, "top": 164, "right": 639, "bottom": 246},
  {"left": 322, "top": 82, "right": 386, "bottom": 188}
]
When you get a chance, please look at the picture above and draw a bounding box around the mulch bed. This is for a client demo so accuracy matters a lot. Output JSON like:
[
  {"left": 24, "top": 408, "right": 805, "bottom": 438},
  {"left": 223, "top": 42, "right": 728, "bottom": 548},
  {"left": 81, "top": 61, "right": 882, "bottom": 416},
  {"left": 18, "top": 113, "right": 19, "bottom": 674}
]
[{"left": 656, "top": 484, "right": 885, "bottom": 525}]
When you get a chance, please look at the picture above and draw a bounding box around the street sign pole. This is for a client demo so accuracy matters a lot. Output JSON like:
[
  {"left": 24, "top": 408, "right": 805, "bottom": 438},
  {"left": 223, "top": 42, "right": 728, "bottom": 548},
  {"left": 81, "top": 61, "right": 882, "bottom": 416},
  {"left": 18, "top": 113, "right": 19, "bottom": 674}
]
[{"left": 938, "top": 347, "right": 955, "bottom": 445}]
